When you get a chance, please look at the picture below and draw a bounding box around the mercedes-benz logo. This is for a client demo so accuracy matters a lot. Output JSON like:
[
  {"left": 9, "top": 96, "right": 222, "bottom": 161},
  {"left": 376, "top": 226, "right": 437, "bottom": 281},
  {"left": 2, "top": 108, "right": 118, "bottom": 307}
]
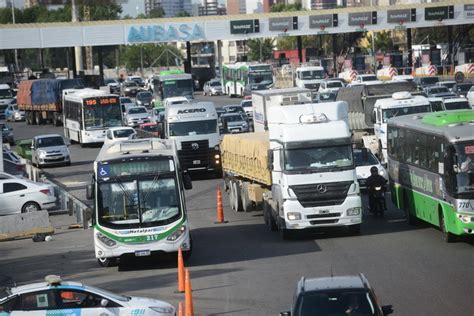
[
  {"left": 316, "top": 184, "right": 327, "bottom": 194},
  {"left": 191, "top": 143, "right": 199, "bottom": 150}
]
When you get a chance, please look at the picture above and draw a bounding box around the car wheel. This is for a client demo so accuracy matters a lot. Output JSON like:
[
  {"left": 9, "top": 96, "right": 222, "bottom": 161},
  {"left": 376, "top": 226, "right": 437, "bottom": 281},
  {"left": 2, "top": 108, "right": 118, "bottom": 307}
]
[
  {"left": 22, "top": 201, "right": 40, "bottom": 213},
  {"left": 97, "top": 257, "right": 118, "bottom": 267}
]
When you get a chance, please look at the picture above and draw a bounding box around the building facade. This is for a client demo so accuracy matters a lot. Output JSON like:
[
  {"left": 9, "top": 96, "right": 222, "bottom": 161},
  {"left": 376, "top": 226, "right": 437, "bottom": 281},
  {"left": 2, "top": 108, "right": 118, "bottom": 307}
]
[
  {"left": 24, "top": 0, "right": 67, "bottom": 9},
  {"left": 144, "top": 0, "right": 192, "bottom": 17},
  {"left": 226, "top": 0, "right": 245, "bottom": 15},
  {"left": 198, "top": 0, "right": 226, "bottom": 16}
]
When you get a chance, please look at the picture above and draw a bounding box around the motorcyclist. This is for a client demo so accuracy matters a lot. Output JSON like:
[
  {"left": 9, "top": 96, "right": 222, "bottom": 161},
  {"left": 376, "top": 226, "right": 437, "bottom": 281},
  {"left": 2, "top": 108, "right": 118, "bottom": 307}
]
[{"left": 366, "top": 166, "right": 387, "bottom": 214}]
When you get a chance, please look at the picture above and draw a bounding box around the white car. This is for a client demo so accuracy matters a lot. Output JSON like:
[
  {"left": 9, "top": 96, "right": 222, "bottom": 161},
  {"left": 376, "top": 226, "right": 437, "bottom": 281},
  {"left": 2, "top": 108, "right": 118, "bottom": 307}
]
[
  {"left": 31, "top": 134, "right": 71, "bottom": 167},
  {"left": 0, "top": 178, "right": 56, "bottom": 215},
  {"left": 353, "top": 148, "right": 387, "bottom": 189},
  {"left": 319, "top": 80, "right": 345, "bottom": 93},
  {"left": 0, "top": 275, "right": 175, "bottom": 315},
  {"left": 104, "top": 127, "right": 137, "bottom": 145},
  {"left": 240, "top": 99, "right": 253, "bottom": 118},
  {"left": 467, "top": 86, "right": 474, "bottom": 107},
  {"left": 163, "top": 97, "right": 190, "bottom": 107},
  {"left": 391, "top": 75, "right": 414, "bottom": 82},
  {"left": 5, "top": 103, "right": 25, "bottom": 122}
]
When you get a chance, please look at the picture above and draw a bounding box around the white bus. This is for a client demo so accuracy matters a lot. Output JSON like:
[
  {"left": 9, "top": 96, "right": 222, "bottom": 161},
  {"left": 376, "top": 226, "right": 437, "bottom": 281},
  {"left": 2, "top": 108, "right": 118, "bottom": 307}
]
[
  {"left": 63, "top": 89, "right": 123, "bottom": 145},
  {"left": 222, "top": 62, "right": 273, "bottom": 97},
  {"left": 90, "top": 138, "right": 193, "bottom": 266}
]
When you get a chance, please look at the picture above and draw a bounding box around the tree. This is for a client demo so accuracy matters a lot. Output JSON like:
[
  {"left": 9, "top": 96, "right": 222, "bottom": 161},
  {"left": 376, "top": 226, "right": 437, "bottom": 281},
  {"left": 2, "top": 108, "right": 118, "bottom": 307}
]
[
  {"left": 176, "top": 11, "right": 190, "bottom": 17},
  {"left": 119, "top": 44, "right": 183, "bottom": 69},
  {"left": 270, "top": 2, "right": 302, "bottom": 12},
  {"left": 246, "top": 38, "right": 275, "bottom": 62},
  {"left": 148, "top": 7, "right": 165, "bottom": 18},
  {"left": 364, "top": 31, "right": 392, "bottom": 54}
]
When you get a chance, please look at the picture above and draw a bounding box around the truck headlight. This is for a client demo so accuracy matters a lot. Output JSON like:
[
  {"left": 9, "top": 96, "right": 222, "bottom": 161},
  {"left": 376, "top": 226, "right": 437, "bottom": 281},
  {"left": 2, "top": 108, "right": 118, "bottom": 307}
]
[
  {"left": 96, "top": 232, "right": 117, "bottom": 247},
  {"left": 287, "top": 212, "right": 301, "bottom": 221},
  {"left": 347, "top": 207, "right": 361, "bottom": 216},
  {"left": 167, "top": 225, "right": 186, "bottom": 241}
]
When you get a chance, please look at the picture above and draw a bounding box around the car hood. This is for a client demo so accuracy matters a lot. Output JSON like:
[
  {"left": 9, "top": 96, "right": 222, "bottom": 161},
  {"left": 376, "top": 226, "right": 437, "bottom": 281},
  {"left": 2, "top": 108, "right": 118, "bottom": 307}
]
[
  {"left": 37, "top": 145, "right": 68, "bottom": 153},
  {"left": 127, "top": 113, "right": 149, "bottom": 119},
  {"left": 226, "top": 121, "right": 246, "bottom": 126},
  {"left": 126, "top": 296, "right": 175, "bottom": 312}
]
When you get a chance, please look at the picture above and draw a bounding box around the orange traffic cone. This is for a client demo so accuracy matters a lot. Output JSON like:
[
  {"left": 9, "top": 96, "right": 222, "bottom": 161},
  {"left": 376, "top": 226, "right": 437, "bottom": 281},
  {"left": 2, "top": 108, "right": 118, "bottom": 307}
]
[
  {"left": 176, "top": 248, "right": 185, "bottom": 293},
  {"left": 215, "top": 186, "right": 227, "bottom": 224},
  {"left": 178, "top": 301, "right": 184, "bottom": 316},
  {"left": 185, "top": 269, "right": 194, "bottom": 316}
]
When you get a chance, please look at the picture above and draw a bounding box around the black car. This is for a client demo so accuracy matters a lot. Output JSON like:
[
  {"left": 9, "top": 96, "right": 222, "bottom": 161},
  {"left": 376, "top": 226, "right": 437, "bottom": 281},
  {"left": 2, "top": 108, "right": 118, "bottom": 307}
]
[
  {"left": 422, "top": 85, "right": 456, "bottom": 98},
  {"left": 413, "top": 76, "right": 440, "bottom": 90},
  {"left": 136, "top": 91, "right": 153, "bottom": 108},
  {"left": 452, "top": 83, "right": 473, "bottom": 97},
  {"left": 1, "top": 123, "right": 14, "bottom": 146},
  {"left": 121, "top": 81, "right": 140, "bottom": 97},
  {"left": 281, "top": 274, "right": 393, "bottom": 316}
]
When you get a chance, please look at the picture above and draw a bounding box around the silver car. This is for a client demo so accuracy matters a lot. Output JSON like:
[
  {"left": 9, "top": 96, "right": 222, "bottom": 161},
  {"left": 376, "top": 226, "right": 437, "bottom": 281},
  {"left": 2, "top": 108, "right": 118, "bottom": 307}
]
[
  {"left": 31, "top": 134, "right": 71, "bottom": 167},
  {"left": 203, "top": 80, "right": 223, "bottom": 96},
  {"left": 123, "top": 106, "right": 150, "bottom": 127},
  {"left": 220, "top": 113, "right": 249, "bottom": 134}
]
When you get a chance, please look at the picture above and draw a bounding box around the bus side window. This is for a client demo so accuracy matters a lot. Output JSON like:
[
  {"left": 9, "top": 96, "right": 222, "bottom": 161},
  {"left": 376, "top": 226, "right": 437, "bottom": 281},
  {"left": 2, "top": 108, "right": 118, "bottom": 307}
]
[{"left": 444, "top": 145, "right": 457, "bottom": 194}]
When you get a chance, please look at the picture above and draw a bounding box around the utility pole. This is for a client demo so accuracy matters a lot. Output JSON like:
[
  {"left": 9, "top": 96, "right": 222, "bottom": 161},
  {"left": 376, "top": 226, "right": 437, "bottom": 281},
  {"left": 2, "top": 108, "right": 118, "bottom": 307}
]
[
  {"left": 72, "top": 0, "right": 84, "bottom": 74},
  {"left": 11, "top": 0, "right": 19, "bottom": 72},
  {"left": 83, "top": 3, "right": 93, "bottom": 72}
]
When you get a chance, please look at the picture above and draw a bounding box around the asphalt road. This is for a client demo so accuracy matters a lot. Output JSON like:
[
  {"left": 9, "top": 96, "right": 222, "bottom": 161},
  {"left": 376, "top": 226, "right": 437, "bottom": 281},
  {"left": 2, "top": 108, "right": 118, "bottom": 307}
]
[{"left": 2, "top": 93, "right": 473, "bottom": 315}]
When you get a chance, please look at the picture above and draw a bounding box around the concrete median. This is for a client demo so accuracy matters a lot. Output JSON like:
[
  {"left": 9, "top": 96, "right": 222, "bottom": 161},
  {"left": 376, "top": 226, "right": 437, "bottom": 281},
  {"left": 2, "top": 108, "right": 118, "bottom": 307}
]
[{"left": 0, "top": 210, "right": 54, "bottom": 241}]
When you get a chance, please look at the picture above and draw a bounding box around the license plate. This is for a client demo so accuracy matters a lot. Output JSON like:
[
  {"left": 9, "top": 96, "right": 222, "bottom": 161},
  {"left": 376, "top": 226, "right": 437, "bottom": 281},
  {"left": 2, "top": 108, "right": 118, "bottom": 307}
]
[
  {"left": 193, "top": 160, "right": 200, "bottom": 165},
  {"left": 318, "top": 210, "right": 330, "bottom": 214},
  {"left": 135, "top": 250, "right": 151, "bottom": 257}
]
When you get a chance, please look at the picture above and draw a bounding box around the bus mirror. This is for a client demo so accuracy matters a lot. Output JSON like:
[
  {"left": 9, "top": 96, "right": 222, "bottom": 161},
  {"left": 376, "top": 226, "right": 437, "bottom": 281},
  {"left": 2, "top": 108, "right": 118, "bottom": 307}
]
[
  {"left": 86, "top": 184, "right": 94, "bottom": 200},
  {"left": 453, "top": 165, "right": 459, "bottom": 174},
  {"left": 183, "top": 173, "right": 193, "bottom": 190},
  {"left": 267, "top": 149, "right": 274, "bottom": 170}
]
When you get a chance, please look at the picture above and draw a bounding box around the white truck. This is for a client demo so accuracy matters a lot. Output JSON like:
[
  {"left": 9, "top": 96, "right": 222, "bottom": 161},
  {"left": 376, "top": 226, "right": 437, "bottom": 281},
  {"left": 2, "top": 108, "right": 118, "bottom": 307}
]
[
  {"left": 362, "top": 91, "right": 432, "bottom": 162},
  {"left": 294, "top": 65, "right": 325, "bottom": 90},
  {"left": 252, "top": 88, "right": 314, "bottom": 132},
  {"left": 164, "top": 102, "right": 221, "bottom": 175},
  {"left": 222, "top": 100, "right": 362, "bottom": 239}
]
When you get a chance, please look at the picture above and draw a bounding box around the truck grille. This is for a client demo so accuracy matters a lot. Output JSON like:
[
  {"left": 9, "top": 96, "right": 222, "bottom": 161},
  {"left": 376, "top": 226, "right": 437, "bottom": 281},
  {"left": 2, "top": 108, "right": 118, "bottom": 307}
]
[
  {"left": 178, "top": 140, "right": 210, "bottom": 168},
  {"left": 290, "top": 181, "right": 353, "bottom": 208}
]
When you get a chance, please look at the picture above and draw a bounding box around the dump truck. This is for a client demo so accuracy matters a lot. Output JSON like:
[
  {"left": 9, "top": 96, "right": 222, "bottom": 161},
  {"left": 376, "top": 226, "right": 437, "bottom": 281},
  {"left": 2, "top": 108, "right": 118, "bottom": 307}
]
[
  {"left": 17, "top": 78, "right": 84, "bottom": 126},
  {"left": 222, "top": 101, "right": 362, "bottom": 239},
  {"left": 336, "top": 81, "right": 418, "bottom": 141}
]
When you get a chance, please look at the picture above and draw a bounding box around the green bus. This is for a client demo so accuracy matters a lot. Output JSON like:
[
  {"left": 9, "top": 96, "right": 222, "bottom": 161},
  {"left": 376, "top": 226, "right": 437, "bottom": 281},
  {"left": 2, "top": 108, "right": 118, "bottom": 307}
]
[
  {"left": 222, "top": 62, "right": 273, "bottom": 97},
  {"left": 387, "top": 110, "right": 474, "bottom": 242}
]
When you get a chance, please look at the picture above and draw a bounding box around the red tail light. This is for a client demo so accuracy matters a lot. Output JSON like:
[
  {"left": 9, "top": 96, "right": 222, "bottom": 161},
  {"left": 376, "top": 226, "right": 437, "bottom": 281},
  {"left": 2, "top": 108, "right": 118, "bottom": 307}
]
[{"left": 40, "top": 189, "right": 50, "bottom": 195}]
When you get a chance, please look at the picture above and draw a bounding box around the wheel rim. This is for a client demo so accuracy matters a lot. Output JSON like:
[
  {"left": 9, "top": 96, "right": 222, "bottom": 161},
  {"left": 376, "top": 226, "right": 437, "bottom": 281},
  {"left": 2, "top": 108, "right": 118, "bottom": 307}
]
[
  {"left": 98, "top": 258, "right": 108, "bottom": 263},
  {"left": 24, "top": 203, "right": 39, "bottom": 212}
]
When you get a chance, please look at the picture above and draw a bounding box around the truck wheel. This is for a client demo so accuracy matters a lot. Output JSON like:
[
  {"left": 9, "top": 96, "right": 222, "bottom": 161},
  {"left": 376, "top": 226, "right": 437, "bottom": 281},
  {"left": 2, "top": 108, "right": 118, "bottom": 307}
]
[
  {"left": 231, "top": 181, "right": 243, "bottom": 212},
  {"left": 31, "top": 112, "right": 37, "bottom": 125},
  {"left": 53, "top": 113, "right": 61, "bottom": 126},
  {"left": 265, "top": 200, "right": 278, "bottom": 231},
  {"left": 26, "top": 112, "right": 31, "bottom": 125},
  {"left": 35, "top": 112, "right": 43, "bottom": 125},
  {"left": 229, "top": 180, "right": 236, "bottom": 211},
  {"left": 241, "top": 182, "right": 253, "bottom": 213},
  {"left": 348, "top": 224, "right": 361, "bottom": 235},
  {"left": 403, "top": 192, "right": 417, "bottom": 225},
  {"left": 278, "top": 218, "right": 291, "bottom": 240}
]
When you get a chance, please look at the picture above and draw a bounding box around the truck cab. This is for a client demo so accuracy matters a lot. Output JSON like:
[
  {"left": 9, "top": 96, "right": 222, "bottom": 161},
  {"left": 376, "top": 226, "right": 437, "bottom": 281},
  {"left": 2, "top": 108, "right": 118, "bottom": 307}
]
[
  {"left": 369, "top": 92, "right": 431, "bottom": 162},
  {"left": 352, "top": 74, "right": 383, "bottom": 86},
  {"left": 294, "top": 66, "right": 325, "bottom": 90},
  {"left": 164, "top": 102, "right": 221, "bottom": 175}
]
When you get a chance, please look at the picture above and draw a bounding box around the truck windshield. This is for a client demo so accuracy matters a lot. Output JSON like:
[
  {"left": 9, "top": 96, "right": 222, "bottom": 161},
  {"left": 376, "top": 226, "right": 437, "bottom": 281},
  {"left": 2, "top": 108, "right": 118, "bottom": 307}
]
[
  {"left": 300, "top": 70, "right": 324, "bottom": 80},
  {"left": 162, "top": 80, "right": 193, "bottom": 99},
  {"left": 84, "top": 105, "right": 122, "bottom": 130},
  {"left": 98, "top": 176, "right": 181, "bottom": 228},
  {"left": 249, "top": 72, "right": 273, "bottom": 85},
  {"left": 285, "top": 145, "right": 353, "bottom": 172},
  {"left": 169, "top": 119, "right": 217, "bottom": 136},
  {"left": 421, "top": 77, "right": 439, "bottom": 85},
  {"left": 382, "top": 105, "right": 431, "bottom": 123}
]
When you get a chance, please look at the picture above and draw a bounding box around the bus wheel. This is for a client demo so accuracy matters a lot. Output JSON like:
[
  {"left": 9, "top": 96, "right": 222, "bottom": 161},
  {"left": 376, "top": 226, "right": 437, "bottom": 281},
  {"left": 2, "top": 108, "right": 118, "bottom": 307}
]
[
  {"left": 97, "top": 257, "right": 117, "bottom": 267},
  {"left": 403, "top": 192, "right": 416, "bottom": 225},
  {"left": 439, "top": 210, "right": 456, "bottom": 243}
]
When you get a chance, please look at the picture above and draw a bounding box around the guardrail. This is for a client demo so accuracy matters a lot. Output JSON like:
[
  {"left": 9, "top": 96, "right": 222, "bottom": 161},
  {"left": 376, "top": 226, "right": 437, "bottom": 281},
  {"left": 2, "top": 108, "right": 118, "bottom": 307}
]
[{"left": 24, "top": 162, "right": 91, "bottom": 229}]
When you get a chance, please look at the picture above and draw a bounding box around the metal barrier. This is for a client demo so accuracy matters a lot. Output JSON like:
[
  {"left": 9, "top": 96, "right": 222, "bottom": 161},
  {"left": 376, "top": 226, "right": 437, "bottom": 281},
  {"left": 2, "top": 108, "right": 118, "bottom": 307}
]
[{"left": 24, "top": 161, "right": 91, "bottom": 229}]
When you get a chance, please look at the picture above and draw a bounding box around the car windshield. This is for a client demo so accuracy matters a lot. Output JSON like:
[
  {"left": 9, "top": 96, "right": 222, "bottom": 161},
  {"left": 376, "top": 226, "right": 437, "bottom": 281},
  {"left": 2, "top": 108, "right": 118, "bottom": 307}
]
[
  {"left": 84, "top": 285, "right": 130, "bottom": 302},
  {"left": 138, "top": 92, "right": 152, "bottom": 100},
  {"left": 285, "top": 144, "right": 353, "bottom": 172},
  {"left": 444, "top": 101, "right": 471, "bottom": 110},
  {"left": 143, "top": 125, "right": 158, "bottom": 132},
  {"left": 241, "top": 101, "right": 252, "bottom": 108},
  {"left": 169, "top": 119, "right": 217, "bottom": 136},
  {"left": 105, "top": 79, "right": 116, "bottom": 84},
  {"left": 421, "top": 77, "right": 439, "bottom": 85},
  {"left": 131, "top": 78, "right": 143, "bottom": 84},
  {"left": 84, "top": 105, "right": 123, "bottom": 130},
  {"left": 124, "top": 82, "right": 138, "bottom": 87},
  {"left": 327, "top": 81, "right": 343, "bottom": 88},
  {"left": 37, "top": 136, "right": 64, "bottom": 147},
  {"left": 128, "top": 107, "right": 147, "bottom": 114},
  {"left": 300, "top": 70, "right": 324, "bottom": 80},
  {"left": 113, "top": 129, "right": 135, "bottom": 138},
  {"left": 439, "top": 82, "right": 455, "bottom": 89},
  {"left": 98, "top": 177, "right": 181, "bottom": 228},
  {"left": 11, "top": 105, "right": 18, "bottom": 111},
  {"left": 223, "top": 114, "right": 245, "bottom": 122},
  {"left": 0, "top": 104, "right": 7, "bottom": 111},
  {"left": 455, "top": 84, "right": 472, "bottom": 92},
  {"left": 210, "top": 81, "right": 221, "bottom": 87},
  {"left": 354, "top": 150, "right": 379, "bottom": 166},
  {"left": 121, "top": 98, "right": 132, "bottom": 103},
  {"left": 225, "top": 106, "right": 244, "bottom": 113},
  {"left": 428, "top": 86, "right": 449, "bottom": 94},
  {"left": 319, "top": 92, "right": 337, "bottom": 102},
  {"left": 0, "top": 89, "right": 12, "bottom": 99},
  {"left": 297, "top": 290, "right": 382, "bottom": 316},
  {"left": 362, "top": 75, "right": 377, "bottom": 81},
  {"left": 382, "top": 105, "right": 431, "bottom": 123}
]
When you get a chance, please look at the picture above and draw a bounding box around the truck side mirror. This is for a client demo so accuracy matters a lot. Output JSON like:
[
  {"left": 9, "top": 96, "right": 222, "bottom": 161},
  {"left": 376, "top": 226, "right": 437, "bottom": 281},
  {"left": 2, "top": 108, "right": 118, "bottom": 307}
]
[
  {"left": 280, "top": 312, "right": 291, "bottom": 316},
  {"left": 183, "top": 173, "right": 193, "bottom": 190},
  {"left": 267, "top": 149, "right": 274, "bottom": 170},
  {"left": 381, "top": 305, "right": 394, "bottom": 315}
]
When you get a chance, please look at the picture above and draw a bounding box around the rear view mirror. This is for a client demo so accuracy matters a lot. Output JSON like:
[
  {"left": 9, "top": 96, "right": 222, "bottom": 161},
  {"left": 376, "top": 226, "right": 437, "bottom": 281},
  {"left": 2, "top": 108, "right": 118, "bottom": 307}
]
[
  {"left": 381, "top": 305, "right": 394, "bottom": 315},
  {"left": 100, "top": 299, "right": 109, "bottom": 307},
  {"left": 280, "top": 312, "right": 291, "bottom": 316},
  {"left": 267, "top": 149, "right": 274, "bottom": 170},
  {"left": 183, "top": 173, "right": 192, "bottom": 190}
]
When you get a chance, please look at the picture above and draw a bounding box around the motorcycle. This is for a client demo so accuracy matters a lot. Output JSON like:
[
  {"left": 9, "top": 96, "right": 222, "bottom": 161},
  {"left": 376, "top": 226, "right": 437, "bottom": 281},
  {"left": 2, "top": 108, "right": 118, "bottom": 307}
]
[{"left": 370, "top": 186, "right": 386, "bottom": 216}]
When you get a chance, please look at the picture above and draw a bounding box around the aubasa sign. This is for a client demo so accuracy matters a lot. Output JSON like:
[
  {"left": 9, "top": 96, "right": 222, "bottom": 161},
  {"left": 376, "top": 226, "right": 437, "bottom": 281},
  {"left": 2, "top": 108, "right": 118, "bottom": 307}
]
[{"left": 127, "top": 24, "right": 205, "bottom": 43}]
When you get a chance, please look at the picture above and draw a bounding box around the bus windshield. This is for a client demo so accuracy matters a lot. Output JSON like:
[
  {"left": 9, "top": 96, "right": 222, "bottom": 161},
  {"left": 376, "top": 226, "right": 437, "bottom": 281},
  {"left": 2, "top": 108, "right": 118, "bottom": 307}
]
[
  {"left": 451, "top": 143, "right": 474, "bottom": 196},
  {"left": 84, "top": 105, "right": 122, "bottom": 130},
  {"left": 162, "top": 79, "right": 194, "bottom": 99},
  {"left": 382, "top": 105, "right": 431, "bottom": 123},
  {"left": 285, "top": 145, "right": 353, "bottom": 172},
  {"left": 300, "top": 70, "right": 324, "bottom": 80},
  {"left": 98, "top": 177, "right": 181, "bottom": 228},
  {"left": 169, "top": 119, "right": 217, "bottom": 136},
  {"left": 249, "top": 72, "right": 273, "bottom": 85}
]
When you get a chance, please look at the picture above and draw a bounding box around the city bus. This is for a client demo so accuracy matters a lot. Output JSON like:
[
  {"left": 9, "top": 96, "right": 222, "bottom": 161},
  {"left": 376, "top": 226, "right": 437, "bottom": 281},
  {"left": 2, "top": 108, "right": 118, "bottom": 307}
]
[
  {"left": 150, "top": 70, "right": 194, "bottom": 107},
  {"left": 63, "top": 89, "right": 123, "bottom": 145},
  {"left": 387, "top": 110, "right": 474, "bottom": 242},
  {"left": 222, "top": 62, "right": 274, "bottom": 97},
  {"left": 90, "top": 138, "right": 193, "bottom": 267}
]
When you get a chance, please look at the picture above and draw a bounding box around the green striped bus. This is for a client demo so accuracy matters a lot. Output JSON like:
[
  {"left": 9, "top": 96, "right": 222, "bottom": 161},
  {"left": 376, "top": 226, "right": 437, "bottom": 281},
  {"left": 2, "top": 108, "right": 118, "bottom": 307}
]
[{"left": 387, "top": 110, "right": 474, "bottom": 242}]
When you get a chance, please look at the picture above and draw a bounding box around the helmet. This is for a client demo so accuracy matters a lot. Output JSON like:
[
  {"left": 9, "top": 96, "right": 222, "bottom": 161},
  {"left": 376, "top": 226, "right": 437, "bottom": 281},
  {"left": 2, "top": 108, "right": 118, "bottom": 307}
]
[{"left": 370, "top": 166, "right": 379, "bottom": 175}]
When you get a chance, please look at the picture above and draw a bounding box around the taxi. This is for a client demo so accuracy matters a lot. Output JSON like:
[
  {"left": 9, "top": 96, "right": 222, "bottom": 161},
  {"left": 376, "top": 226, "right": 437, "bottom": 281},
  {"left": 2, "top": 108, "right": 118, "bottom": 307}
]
[{"left": 0, "top": 275, "right": 175, "bottom": 315}]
